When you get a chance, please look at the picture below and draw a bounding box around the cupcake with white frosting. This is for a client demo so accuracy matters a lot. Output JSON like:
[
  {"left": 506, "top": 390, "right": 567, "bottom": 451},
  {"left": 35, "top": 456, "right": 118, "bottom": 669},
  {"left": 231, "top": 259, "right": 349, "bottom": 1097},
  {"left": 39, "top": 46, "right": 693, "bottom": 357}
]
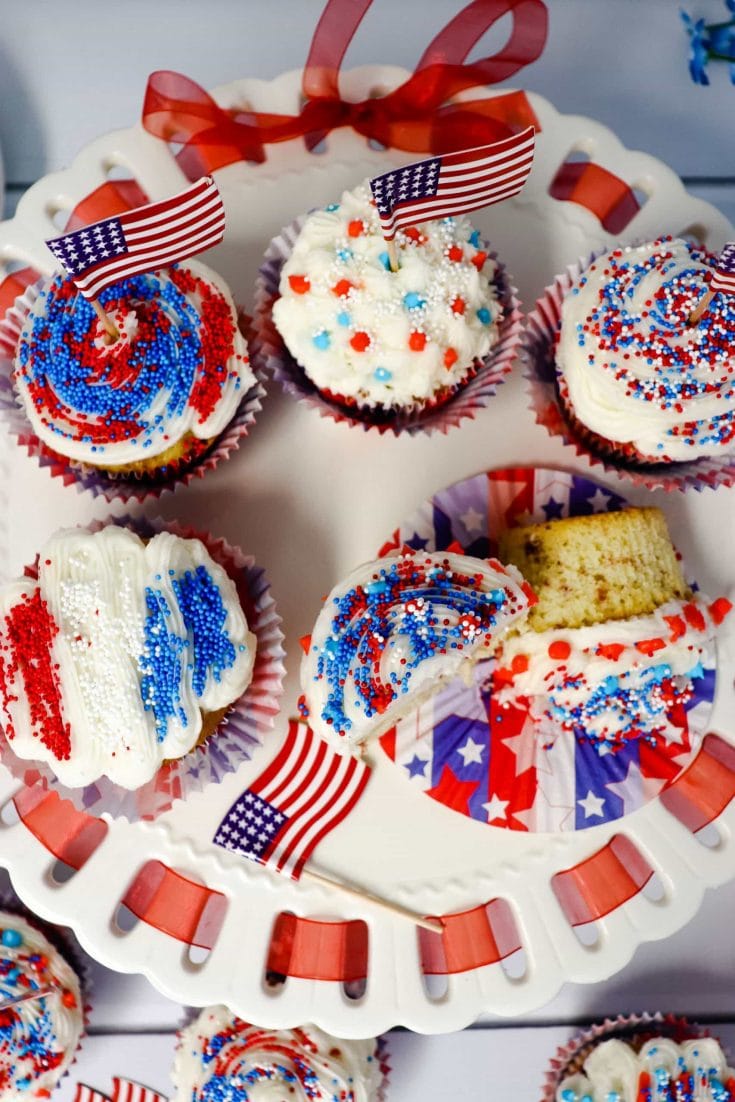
[
  {"left": 0, "top": 911, "right": 85, "bottom": 1099},
  {"left": 255, "top": 181, "right": 522, "bottom": 434},
  {"left": 524, "top": 237, "right": 735, "bottom": 491},
  {"left": 0, "top": 520, "right": 285, "bottom": 820},
  {"left": 543, "top": 1016, "right": 735, "bottom": 1102},
  {"left": 172, "top": 1007, "right": 386, "bottom": 1101},
  {"left": 5, "top": 259, "right": 260, "bottom": 498}
]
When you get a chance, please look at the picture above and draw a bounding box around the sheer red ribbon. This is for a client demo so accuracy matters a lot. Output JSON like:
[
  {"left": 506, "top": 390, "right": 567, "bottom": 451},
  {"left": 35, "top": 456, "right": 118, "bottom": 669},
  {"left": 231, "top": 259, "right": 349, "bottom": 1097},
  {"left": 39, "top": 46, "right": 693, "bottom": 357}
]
[{"left": 141, "top": 0, "right": 548, "bottom": 177}]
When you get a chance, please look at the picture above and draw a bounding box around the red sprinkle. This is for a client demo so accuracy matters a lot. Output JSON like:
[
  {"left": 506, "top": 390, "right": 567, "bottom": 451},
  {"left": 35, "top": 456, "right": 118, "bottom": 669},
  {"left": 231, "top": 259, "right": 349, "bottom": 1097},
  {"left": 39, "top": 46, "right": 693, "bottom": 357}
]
[
  {"left": 597, "top": 642, "right": 625, "bottom": 661},
  {"left": 288, "top": 274, "right": 310, "bottom": 294},
  {"left": 448, "top": 245, "right": 464, "bottom": 263},
  {"left": 347, "top": 219, "right": 365, "bottom": 237},
  {"left": 664, "top": 614, "right": 686, "bottom": 641},
  {"left": 709, "top": 597, "right": 732, "bottom": 625},
  {"left": 548, "top": 640, "right": 571, "bottom": 660},
  {"left": 350, "top": 331, "right": 371, "bottom": 352},
  {"left": 683, "top": 603, "right": 706, "bottom": 631},
  {"left": 635, "top": 636, "right": 666, "bottom": 656},
  {"left": 511, "top": 654, "right": 529, "bottom": 674},
  {"left": 409, "top": 331, "right": 427, "bottom": 352},
  {"left": 471, "top": 250, "right": 488, "bottom": 270},
  {"left": 444, "top": 348, "right": 458, "bottom": 369},
  {"left": 451, "top": 297, "right": 466, "bottom": 315},
  {"left": 299, "top": 634, "right": 312, "bottom": 655},
  {"left": 332, "top": 279, "right": 355, "bottom": 298}
]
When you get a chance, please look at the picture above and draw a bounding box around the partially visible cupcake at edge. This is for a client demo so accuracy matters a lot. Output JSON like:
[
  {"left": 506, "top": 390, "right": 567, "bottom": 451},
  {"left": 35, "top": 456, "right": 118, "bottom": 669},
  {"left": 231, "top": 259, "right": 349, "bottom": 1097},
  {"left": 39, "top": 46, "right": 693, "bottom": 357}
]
[
  {"left": 0, "top": 524, "right": 256, "bottom": 793},
  {"left": 543, "top": 1016, "right": 735, "bottom": 1102},
  {"left": 13, "top": 259, "right": 255, "bottom": 481},
  {"left": 172, "top": 1006, "right": 386, "bottom": 1100},
  {"left": 530, "top": 236, "right": 735, "bottom": 469},
  {"left": 0, "top": 910, "right": 85, "bottom": 1098},
  {"left": 266, "top": 180, "right": 519, "bottom": 429}
]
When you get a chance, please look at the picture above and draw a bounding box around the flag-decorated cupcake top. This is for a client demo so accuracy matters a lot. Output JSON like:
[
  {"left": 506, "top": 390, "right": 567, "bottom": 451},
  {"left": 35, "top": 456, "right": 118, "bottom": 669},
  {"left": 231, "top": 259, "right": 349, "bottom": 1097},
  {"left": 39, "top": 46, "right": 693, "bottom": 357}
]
[
  {"left": 13, "top": 259, "right": 254, "bottom": 470},
  {"left": 558, "top": 1035, "right": 735, "bottom": 1102},
  {"left": 302, "top": 547, "right": 535, "bottom": 748},
  {"left": 172, "top": 1007, "right": 383, "bottom": 1102},
  {"left": 556, "top": 237, "right": 735, "bottom": 462},
  {"left": 272, "top": 182, "right": 503, "bottom": 409},
  {"left": 0, "top": 526, "right": 255, "bottom": 791},
  {"left": 45, "top": 176, "right": 225, "bottom": 302},
  {"left": 0, "top": 913, "right": 83, "bottom": 1099}
]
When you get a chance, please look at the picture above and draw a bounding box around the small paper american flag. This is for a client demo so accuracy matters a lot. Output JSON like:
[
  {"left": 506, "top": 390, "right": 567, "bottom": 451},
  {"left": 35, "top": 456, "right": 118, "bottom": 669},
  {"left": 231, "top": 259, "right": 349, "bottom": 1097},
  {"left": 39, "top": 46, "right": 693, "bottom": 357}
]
[
  {"left": 74, "top": 1087, "right": 112, "bottom": 1102},
  {"left": 711, "top": 241, "right": 735, "bottom": 295},
  {"left": 45, "top": 175, "right": 225, "bottom": 301},
  {"left": 112, "top": 1079, "right": 167, "bottom": 1102},
  {"left": 370, "top": 127, "right": 535, "bottom": 241},
  {"left": 213, "top": 720, "right": 370, "bottom": 880}
]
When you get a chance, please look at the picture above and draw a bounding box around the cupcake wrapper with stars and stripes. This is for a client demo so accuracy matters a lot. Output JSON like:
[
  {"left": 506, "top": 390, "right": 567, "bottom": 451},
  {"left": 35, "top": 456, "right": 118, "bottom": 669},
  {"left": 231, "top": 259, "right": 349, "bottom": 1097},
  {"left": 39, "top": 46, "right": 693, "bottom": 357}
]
[
  {"left": 251, "top": 214, "right": 523, "bottom": 436},
  {"left": 521, "top": 252, "right": 735, "bottom": 494},
  {"left": 0, "top": 516, "right": 286, "bottom": 823},
  {"left": 0, "top": 280, "right": 266, "bottom": 505},
  {"left": 378, "top": 467, "right": 718, "bottom": 834}
]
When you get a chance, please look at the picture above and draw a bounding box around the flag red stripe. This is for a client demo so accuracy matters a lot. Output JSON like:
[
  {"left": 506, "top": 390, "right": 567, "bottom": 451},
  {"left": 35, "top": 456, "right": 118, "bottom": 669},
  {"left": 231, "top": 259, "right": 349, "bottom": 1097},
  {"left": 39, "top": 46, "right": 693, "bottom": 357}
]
[
  {"left": 287, "top": 761, "right": 371, "bottom": 878},
  {"left": 74, "top": 209, "right": 225, "bottom": 288},
  {"left": 78, "top": 220, "right": 225, "bottom": 298},
  {"left": 253, "top": 723, "right": 314, "bottom": 797},
  {"left": 270, "top": 755, "right": 366, "bottom": 876},
  {"left": 266, "top": 752, "right": 344, "bottom": 868},
  {"left": 712, "top": 271, "right": 735, "bottom": 293},
  {"left": 440, "top": 127, "right": 535, "bottom": 168},
  {"left": 379, "top": 168, "right": 533, "bottom": 228},
  {"left": 122, "top": 193, "right": 224, "bottom": 244},
  {"left": 274, "top": 738, "right": 329, "bottom": 811},
  {"left": 117, "top": 176, "right": 212, "bottom": 228}
]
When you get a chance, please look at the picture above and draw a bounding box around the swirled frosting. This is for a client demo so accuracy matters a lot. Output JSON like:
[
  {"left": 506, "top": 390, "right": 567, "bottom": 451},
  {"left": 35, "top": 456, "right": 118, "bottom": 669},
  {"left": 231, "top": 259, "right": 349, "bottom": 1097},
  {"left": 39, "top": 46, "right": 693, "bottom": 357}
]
[
  {"left": 272, "top": 182, "right": 502, "bottom": 407},
  {"left": 558, "top": 1035, "right": 735, "bottom": 1101},
  {"left": 556, "top": 237, "right": 735, "bottom": 461},
  {"left": 302, "top": 548, "right": 535, "bottom": 747},
  {"left": 0, "top": 526, "right": 255, "bottom": 789},
  {"left": 0, "top": 912, "right": 83, "bottom": 1099},
  {"left": 172, "top": 1007, "right": 382, "bottom": 1101},
  {"left": 14, "top": 259, "right": 254, "bottom": 468},
  {"left": 496, "top": 595, "right": 730, "bottom": 752}
]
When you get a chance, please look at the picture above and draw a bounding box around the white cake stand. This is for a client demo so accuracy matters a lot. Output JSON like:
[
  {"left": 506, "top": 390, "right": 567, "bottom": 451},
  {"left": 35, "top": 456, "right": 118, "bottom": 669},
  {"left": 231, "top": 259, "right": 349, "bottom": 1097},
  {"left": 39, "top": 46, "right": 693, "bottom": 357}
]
[{"left": 0, "top": 67, "right": 734, "bottom": 1037}]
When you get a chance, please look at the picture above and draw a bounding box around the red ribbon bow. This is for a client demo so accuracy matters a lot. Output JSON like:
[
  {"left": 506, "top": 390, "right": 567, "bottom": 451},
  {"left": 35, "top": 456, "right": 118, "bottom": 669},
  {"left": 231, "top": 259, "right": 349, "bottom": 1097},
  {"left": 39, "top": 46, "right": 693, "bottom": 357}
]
[{"left": 142, "top": 0, "right": 548, "bottom": 177}]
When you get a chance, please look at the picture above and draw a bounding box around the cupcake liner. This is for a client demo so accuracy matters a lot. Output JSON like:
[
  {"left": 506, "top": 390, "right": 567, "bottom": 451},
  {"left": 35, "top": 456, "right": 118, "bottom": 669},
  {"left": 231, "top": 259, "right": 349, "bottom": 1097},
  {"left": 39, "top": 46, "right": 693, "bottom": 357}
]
[
  {"left": 0, "top": 889, "right": 92, "bottom": 1098},
  {"left": 540, "top": 1013, "right": 719, "bottom": 1102},
  {"left": 522, "top": 253, "right": 735, "bottom": 493},
  {"left": 0, "top": 516, "right": 286, "bottom": 821},
  {"left": 251, "top": 214, "right": 523, "bottom": 437},
  {"left": 0, "top": 281, "right": 266, "bottom": 504}
]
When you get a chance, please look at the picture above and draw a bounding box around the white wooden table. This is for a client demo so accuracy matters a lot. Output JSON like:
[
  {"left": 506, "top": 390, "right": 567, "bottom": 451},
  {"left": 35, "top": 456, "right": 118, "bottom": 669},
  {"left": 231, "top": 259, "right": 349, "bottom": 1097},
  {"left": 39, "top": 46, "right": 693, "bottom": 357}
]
[{"left": 2, "top": 1, "right": 735, "bottom": 1095}]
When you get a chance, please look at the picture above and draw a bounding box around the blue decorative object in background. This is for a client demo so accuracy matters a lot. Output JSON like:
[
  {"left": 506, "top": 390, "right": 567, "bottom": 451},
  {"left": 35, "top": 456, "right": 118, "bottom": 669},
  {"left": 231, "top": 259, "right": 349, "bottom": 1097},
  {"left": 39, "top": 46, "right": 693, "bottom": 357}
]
[{"left": 682, "top": 0, "right": 735, "bottom": 84}]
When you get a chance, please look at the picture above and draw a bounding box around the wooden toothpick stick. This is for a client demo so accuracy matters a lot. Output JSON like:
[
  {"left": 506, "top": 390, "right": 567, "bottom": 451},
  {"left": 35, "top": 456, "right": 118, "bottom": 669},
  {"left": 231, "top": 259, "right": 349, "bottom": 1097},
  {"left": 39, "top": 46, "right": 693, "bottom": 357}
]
[
  {"left": 387, "top": 239, "right": 399, "bottom": 273},
  {"left": 302, "top": 867, "right": 444, "bottom": 934},
  {"left": 688, "top": 288, "right": 714, "bottom": 327},
  {"left": 91, "top": 297, "right": 119, "bottom": 343},
  {"left": 0, "top": 986, "right": 55, "bottom": 1013}
]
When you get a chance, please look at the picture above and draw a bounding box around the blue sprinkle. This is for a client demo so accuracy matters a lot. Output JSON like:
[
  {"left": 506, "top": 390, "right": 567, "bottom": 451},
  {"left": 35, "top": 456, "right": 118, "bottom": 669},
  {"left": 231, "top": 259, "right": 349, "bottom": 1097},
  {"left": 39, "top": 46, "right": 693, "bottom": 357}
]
[
  {"left": 378, "top": 252, "right": 392, "bottom": 270},
  {"left": 477, "top": 307, "right": 492, "bottom": 325},
  {"left": 336, "top": 311, "right": 351, "bottom": 327},
  {"left": 403, "top": 292, "right": 426, "bottom": 310},
  {"left": 1, "top": 929, "right": 22, "bottom": 948},
  {"left": 312, "top": 330, "right": 331, "bottom": 350},
  {"left": 374, "top": 367, "right": 392, "bottom": 382}
]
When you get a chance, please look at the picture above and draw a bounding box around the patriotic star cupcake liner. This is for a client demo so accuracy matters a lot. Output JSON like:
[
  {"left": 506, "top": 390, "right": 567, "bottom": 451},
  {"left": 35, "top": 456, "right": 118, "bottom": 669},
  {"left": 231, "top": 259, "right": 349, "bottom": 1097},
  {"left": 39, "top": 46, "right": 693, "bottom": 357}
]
[
  {"left": 251, "top": 214, "right": 522, "bottom": 436},
  {"left": 0, "top": 516, "right": 286, "bottom": 822},
  {"left": 0, "top": 889, "right": 92, "bottom": 1099},
  {"left": 522, "top": 253, "right": 735, "bottom": 493},
  {"left": 0, "top": 281, "right": 266, "bottom": 504},
  {"left": 378, "top": 467, "right": 718, "bottom": 834},
  {"left": 540, "top": 1013, "right": 726, "bottom": 1102}
]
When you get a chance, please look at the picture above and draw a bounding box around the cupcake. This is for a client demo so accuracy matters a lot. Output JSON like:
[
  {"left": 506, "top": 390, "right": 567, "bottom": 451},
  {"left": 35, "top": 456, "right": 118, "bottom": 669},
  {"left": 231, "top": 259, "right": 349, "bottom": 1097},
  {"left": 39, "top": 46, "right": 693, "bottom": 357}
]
[
  {"left": 12, "top": 259, "right": 255, "bottom": 481},
  {"left": 0, "top": 911, "right": 85, "bottom": 1098},
  {"left": 497, "top": 507, "right": 731, "bottom": 754},
  {"left": 172, "top": 1007, "right": 385, "bottom": 1101},
  {"left": 257, "top": 181, "right": 521, "bottom": 433},
  {"left": 301, "top": 546, "right": 536, "bottom": 750},
  {"left": 544, "top": 1016, "right": 735, "bottom": 1101},
  {"left": 0, "top": 524, "right": 256, "bottom": 791},
  {"left": 535, "top": 237, "right": 735, "bottom": 469}
]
